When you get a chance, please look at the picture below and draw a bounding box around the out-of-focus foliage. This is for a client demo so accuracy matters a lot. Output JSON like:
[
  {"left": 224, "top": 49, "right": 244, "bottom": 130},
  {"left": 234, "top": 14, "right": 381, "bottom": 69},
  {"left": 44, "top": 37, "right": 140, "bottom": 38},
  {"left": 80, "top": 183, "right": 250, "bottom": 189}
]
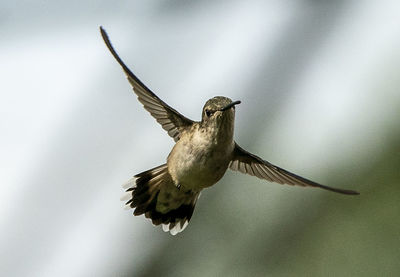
[
  {"left": 130, "top": 77, "right": 400, "bottom": 277},
  {"left": 1, "top": 0, "right": 399, "bottom": 276}
]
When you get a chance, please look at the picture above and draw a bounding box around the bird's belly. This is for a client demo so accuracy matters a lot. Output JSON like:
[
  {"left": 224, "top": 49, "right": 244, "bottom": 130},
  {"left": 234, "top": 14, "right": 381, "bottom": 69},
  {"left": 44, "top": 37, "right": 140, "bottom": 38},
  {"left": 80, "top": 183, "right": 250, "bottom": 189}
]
[{"left": 167, "top": 140, "right": 233, "bottom": 191}]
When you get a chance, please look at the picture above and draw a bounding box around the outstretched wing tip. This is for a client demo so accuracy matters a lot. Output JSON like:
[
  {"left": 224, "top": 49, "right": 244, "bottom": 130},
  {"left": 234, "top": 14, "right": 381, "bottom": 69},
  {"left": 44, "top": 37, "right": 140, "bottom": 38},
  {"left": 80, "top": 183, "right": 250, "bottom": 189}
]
[
  {"left": 100, "top": 28, "right": 194, "bottom": 141},
  {"left": 331, "top": 188, "right": 360, "bottom": 195},
  {"left": 99, "top": 26, "right": 112, "bottom": 50},
  {"left": 230, "top": 142, "right": 359, "bottom": 196}
]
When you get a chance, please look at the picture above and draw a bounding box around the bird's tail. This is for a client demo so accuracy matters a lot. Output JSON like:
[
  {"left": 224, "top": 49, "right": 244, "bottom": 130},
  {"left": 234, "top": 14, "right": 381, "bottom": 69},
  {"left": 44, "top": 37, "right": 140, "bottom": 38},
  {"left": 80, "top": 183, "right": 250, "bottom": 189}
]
[{"left": 121, "top": 164, "right": 200, "bottom": 235}]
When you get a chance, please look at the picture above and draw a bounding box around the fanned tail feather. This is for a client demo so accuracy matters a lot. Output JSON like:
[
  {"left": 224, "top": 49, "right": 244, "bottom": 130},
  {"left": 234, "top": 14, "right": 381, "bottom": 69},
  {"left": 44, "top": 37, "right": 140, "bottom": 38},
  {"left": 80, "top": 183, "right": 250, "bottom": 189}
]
[{"left": 121, "top": 164, "right": 199, "bottom": 235}]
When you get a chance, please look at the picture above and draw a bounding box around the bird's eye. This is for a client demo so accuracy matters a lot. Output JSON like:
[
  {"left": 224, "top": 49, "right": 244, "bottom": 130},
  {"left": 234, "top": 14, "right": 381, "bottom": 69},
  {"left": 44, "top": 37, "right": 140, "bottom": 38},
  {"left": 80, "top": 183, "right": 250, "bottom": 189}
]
[{"left": 205, "top": 109, "right": 212, "bottom": 117}]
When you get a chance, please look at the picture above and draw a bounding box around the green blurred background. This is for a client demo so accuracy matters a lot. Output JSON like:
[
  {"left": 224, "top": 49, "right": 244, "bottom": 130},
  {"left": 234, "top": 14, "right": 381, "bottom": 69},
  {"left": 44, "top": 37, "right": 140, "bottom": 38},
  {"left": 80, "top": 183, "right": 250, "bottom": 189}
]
[{"left": 1, "top": 1, "right": 399, "bottom": 276}]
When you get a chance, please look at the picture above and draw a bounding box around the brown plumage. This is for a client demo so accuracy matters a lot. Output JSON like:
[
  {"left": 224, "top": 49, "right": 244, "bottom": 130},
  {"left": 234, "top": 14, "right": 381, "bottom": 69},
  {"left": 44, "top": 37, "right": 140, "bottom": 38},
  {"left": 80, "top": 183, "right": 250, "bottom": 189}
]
[
  {"left": 122, "top": 164, "right": 199, "bottom": 234},
  {"left": 101, "top": 26, "right": 359, "bottom": 235}
]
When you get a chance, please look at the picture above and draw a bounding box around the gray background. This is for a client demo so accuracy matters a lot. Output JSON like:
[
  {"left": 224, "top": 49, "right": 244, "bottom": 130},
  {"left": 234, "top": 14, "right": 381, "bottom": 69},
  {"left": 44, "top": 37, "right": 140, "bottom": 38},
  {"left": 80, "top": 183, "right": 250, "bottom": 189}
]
[{"left": 1, "top": 1, "right": 399, "bottom": 276}]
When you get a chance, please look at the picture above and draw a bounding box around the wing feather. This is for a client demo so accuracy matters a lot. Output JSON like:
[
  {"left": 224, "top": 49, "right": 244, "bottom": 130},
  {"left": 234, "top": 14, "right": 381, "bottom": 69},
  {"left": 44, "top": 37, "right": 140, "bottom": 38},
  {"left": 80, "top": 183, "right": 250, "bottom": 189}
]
[
  {"left": 229, "top": 143, "right": 359, "bottom": 195},
  {"left": 100, "top": 26, "right": 194, "bottom": 141}
]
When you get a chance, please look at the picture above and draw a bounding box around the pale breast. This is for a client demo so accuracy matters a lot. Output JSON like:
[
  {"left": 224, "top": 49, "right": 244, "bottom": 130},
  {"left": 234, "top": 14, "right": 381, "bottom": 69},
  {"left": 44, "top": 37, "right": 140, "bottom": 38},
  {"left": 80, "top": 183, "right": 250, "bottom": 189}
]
[{"left": 167, "top": 124, "right": 234, "bottom": 191}]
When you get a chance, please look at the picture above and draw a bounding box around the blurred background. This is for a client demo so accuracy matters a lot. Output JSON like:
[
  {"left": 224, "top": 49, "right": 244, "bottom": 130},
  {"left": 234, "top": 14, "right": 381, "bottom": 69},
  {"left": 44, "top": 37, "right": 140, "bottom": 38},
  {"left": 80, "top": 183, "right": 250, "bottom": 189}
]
[{"left": 1, "top": 0, "right": 400, "bottom": 276}]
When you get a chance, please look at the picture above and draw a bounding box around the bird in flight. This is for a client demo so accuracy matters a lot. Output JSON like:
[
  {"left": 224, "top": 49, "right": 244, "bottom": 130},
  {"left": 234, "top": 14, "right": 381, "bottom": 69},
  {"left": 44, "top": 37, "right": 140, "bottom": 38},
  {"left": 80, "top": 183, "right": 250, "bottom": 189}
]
[{"left": 100, "top": 26, "right": 359, "bottom": 235}]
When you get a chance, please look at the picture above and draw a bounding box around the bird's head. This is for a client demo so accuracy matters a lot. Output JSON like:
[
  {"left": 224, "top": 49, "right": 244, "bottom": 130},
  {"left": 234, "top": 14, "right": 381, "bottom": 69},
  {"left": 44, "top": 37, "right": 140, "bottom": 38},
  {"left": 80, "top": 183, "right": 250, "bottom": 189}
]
[{"left": 201, "top": 96, "right": 241, "bottom": 126}]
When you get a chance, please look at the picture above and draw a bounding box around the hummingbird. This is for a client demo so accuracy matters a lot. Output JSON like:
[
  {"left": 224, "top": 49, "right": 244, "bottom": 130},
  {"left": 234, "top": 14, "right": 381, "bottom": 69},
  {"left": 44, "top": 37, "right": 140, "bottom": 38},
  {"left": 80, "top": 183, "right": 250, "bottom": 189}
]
[{"left": 100, "top": 27, "right": 359, "bottom": 235}]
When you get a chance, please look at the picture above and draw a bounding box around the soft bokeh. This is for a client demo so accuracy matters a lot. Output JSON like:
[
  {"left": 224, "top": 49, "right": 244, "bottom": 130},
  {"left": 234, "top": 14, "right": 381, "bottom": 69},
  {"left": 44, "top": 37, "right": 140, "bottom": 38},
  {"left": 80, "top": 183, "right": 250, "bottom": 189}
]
[{"left": 1, "top": 1, "right": 399, "bottom": 276}]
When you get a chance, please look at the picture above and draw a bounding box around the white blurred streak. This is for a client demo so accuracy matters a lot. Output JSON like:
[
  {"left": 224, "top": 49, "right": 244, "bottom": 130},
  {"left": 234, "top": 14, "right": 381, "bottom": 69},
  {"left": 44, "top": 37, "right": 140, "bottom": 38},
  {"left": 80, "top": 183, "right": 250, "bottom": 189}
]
[
  {"left": 38, "top": 186, "right": 152, "bottom": 277},
  {"left": 0, "top": 29, "right": 98, "bottom": 223},
  {"left": 171, "top": 1, "right": 296, "bottom": 105},
  {"left": 268, "top": 0, "right": 400, "bottom": 170},
  {"left": 0, "top": 0, "right": 400, "bottom": 276},
  {"left": 0, "top": 26, "right": 157, "bottom": 276}
]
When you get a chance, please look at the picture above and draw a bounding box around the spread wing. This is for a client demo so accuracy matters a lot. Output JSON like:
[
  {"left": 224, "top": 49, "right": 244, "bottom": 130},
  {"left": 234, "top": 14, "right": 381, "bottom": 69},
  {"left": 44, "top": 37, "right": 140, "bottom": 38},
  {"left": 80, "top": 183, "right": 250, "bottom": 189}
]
[
  {"left": 100, "top": 26, "right": 194, "bottom": 142},
  {"left": 229, "top": 143, "right": 359, "bottom": 195}
]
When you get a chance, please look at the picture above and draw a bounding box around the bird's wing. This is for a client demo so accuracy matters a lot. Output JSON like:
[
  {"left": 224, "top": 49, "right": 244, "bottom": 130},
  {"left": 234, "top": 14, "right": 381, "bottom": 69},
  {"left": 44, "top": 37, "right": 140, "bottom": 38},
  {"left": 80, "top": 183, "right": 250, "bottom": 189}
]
[
  {"left": 100, "top": 27, "right": 194, "bottom": 142},
  {"left": 229, "top": 143, "right": 359, "bottom": 195}
]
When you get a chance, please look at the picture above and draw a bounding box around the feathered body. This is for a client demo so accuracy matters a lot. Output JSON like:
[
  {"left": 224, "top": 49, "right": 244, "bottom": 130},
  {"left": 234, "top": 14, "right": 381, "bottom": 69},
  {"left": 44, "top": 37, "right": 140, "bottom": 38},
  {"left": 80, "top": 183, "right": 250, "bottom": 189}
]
[
  {"left": 100, "top": 26, "right": 359, "bottom": 235},
  {"left": 168, "top": 97, "right": 236, "bottom": 191}
]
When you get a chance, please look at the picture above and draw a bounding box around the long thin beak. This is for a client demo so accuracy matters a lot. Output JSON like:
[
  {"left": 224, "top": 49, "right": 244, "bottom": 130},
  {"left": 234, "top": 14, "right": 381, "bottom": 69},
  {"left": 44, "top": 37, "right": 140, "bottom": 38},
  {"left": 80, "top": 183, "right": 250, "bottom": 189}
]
[{"left": 219, "top": 100, "right": 241, "bottom": 111}]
